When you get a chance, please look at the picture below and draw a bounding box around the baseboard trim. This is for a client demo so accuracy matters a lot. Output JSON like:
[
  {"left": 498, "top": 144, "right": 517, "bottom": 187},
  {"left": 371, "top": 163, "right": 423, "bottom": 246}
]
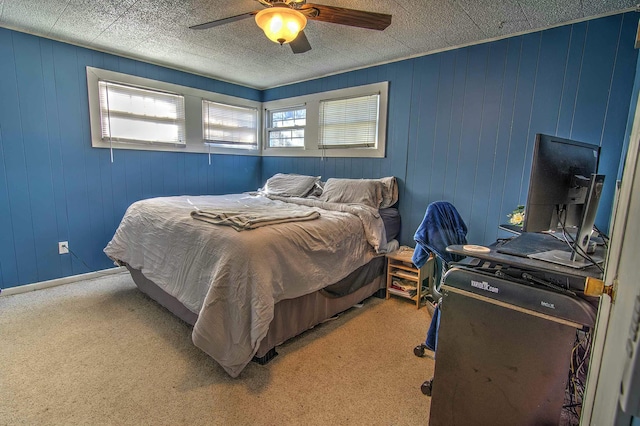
[{"left": 0, "top": 267, "right": 127, "bottom": 297}]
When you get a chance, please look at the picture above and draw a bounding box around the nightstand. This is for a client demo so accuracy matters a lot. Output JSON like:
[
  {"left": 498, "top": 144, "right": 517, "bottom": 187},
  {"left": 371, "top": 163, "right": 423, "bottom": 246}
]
[{"left": 386, "top": 246, "right": 434, "bottom": 309}]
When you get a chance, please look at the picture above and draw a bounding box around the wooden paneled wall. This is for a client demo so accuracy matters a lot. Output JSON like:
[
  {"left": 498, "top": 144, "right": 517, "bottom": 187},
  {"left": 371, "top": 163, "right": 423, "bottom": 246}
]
[
  {"left": 1, "top": 12, "right": 638, "bottom": 289},
  {"left": 0, "top": 29, "right": 262, "bottom": 289},
  {"left": 263, "top": 13, "right": 639, "bottom": 248}
]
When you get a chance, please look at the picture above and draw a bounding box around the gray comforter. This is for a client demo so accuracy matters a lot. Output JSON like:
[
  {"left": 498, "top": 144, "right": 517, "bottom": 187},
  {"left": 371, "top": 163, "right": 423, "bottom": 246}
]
[{"left": 104, "top": 194, "right": 393, "bottom": 377}]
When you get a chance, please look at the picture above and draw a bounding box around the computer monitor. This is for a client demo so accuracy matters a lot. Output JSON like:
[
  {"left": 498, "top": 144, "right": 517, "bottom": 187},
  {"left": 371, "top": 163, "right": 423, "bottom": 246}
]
[{"left": 523, "top": 134, "right": 604, "bottom": 268}]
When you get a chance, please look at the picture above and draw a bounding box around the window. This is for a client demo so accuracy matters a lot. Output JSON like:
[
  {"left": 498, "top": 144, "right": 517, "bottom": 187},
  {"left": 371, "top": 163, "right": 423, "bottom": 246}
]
[
  {"left": 202, "top": 100, "right": 258, "bottom": 149},
  {"left": 87, "top": 67, "right": 386, "bottom": 158},
  {"left": 267, "top": 106, "right": 306, "bottom": 148},
  {"left": 98, "top": 81, "right": 186, "bottom": 145},
  {"left": 319, "top": 94, "right": 379, "bottom": 148},
  {"left": 87, "top": 66, "right": 261, "bottom": 155},
  {"left": 262, "top": 82, "right": 388, "bottom": 158}
]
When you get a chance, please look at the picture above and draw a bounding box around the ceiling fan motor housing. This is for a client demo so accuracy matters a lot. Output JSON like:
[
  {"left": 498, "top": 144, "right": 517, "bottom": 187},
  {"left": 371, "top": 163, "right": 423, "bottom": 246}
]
[{"left": 257, "top": 0, "right": 307, "bottom": 8}]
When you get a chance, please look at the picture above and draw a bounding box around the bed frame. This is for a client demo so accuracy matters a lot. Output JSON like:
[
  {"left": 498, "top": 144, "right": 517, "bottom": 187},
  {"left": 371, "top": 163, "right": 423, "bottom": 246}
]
[{"left": 125, "top": 257, "right": 387, "bottom": 364}]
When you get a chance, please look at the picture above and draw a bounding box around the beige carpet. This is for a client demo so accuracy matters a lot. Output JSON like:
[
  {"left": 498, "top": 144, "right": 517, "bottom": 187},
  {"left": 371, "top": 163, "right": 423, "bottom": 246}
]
[{"left": 0, "top": 273, "right": 434, "bottom": 425}]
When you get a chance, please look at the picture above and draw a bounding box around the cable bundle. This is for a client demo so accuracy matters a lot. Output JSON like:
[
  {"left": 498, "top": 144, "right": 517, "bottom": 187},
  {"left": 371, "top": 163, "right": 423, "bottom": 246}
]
[{"left": 563, "top": 330, "right": 592, "bottom": 423}]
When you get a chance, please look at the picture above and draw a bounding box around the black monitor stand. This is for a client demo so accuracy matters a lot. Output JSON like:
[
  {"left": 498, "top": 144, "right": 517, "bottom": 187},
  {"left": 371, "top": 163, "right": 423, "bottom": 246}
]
[{"left": 529, "top": 174, "right": 605, "bottom": 269}]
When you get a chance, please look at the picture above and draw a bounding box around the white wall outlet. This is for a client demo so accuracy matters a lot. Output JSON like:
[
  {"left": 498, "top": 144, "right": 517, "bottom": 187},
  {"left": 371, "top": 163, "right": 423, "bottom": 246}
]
[{"left": 58, "top": 241, "right": 69, "bottom": 255}]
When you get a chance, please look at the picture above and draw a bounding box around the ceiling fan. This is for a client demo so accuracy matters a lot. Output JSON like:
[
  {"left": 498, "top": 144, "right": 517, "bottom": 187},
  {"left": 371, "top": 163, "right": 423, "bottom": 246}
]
[{"left": 189, "top": 0, "right": 392, "bottom": 54}]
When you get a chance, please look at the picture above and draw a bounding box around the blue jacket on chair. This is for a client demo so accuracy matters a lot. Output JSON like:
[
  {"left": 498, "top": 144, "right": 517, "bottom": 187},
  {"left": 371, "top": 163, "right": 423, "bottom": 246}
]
[
  {"left": 412, "top": 201, "right": 468, "bottom": 352},
  {"left": 412, "top": 201, "right": 468, "bottom": 268}
]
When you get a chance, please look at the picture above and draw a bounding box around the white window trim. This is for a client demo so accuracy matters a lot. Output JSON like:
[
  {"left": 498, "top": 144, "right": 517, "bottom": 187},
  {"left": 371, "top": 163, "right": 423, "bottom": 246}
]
[
  {"left": 87, "top": 67, "right": 261, "bottom": 156},
  {"left": 262, "top": 82, "right": 388, "bottom": 158},
  {"left": 87, "top": 68, "right": 387, "bottom": 159}
]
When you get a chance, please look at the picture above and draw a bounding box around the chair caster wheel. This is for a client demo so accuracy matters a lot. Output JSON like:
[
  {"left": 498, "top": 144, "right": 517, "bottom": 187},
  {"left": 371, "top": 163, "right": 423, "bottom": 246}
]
[
  {"left": 421, "top": 379, "right": 433, "bottom": 396},
  {"left": 414, "top": 344, "right": 427, "bottom": 357}
]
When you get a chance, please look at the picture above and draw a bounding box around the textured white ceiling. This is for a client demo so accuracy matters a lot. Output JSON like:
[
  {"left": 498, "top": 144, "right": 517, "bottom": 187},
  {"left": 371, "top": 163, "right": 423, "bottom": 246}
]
[{"left": 0, "top": 0, "right": 636, "bottom": 89}]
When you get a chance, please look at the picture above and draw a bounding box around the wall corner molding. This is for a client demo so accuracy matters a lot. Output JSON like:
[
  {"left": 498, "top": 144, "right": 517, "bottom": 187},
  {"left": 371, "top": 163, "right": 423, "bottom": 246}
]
[{"left": 0, "top": 267, "right": 127, "bottom": 297}]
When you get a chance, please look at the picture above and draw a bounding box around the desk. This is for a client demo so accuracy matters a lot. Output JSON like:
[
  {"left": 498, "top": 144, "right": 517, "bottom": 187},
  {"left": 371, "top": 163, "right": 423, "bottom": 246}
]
[
  {"left": 429, "top": 273, "right": 583, "bottom": 425},
  {"left": 447, "top": 233, "right": 604, "bottom": 293},
  {"left": 428, "top": 235, "right": 604, "bottom": 425}
]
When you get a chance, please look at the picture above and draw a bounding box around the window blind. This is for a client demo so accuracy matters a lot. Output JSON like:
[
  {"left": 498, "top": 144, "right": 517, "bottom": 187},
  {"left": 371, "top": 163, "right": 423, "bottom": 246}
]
[
  {"left": 319, "top": 93, "right": 379, "bottom": 148},
  {"left": 98, "top": 81, "right": 186, "bottom": 144},
  {"left": 202, "top": 100, "right": 258, "bottom": 148}
]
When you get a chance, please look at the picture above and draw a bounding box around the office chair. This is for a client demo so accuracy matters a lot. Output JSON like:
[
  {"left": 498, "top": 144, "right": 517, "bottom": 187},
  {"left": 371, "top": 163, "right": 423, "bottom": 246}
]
[{"left": 410, "top": 201, "right": 468, "bottom": 396}]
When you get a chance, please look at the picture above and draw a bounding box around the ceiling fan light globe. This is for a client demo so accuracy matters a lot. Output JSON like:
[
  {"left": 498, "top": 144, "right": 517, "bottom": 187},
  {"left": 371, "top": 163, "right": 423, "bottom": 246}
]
[
  {"left": 286, "top": 20, "right": 301, "bottom": 33},
  {"left": 255, "top": 7, "right": 307, "bottom": 45},
  {"left": 269, "top": 15, "right": 284, "bottom": 31}
]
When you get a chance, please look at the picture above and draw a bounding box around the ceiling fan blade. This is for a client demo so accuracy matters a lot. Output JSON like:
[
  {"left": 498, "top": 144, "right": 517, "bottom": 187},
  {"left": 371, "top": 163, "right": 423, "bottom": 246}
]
[
  {"left": 301, "top": 4, "right": 391, "bottom": 31},
  {"left": 189, "top": 11, "right": 258, "bottom": 30},
  {"left": 290, "top": 30, "right": 311, "bottom": 54}
]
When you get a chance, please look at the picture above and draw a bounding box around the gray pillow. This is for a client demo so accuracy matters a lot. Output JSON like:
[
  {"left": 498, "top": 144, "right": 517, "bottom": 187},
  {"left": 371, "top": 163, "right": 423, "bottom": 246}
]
[
  {"left": 262, "top": 173, "right": 321, "bottom": 197},
  {"left": 378, "top": 176, "right": 398, "bottom": 208},
  {"left": 319, "top": 178, "right": 384, "bottom": 208}
]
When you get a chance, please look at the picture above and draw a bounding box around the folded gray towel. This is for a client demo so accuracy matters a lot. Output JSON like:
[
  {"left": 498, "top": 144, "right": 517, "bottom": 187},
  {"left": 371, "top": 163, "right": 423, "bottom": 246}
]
[{"left": 191, "top": 208, "right": 320, "bottom": 231}]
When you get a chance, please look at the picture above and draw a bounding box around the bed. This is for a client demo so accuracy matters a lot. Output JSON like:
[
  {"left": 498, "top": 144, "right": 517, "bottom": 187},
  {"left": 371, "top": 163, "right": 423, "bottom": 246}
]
[{"left": 104, "top": 174, "right": 400, "bottom": 377}]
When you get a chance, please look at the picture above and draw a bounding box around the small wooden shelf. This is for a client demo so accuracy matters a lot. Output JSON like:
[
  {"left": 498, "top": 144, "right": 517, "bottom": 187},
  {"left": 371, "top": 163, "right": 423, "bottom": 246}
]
[
  {"left": 387, "top": 287, "right": 416, "bottom": 300},
  {"left": 391, "top": 269, "right": 419, "bottom": 280},
  {"left": 386, "top": 246, "right": 434, "bottom": 309}
]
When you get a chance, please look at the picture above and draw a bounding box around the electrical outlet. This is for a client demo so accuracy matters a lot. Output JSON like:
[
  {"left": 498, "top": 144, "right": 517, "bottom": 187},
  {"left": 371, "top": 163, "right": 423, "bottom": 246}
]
[{"left": 58, "top": 241, "right": 69, "bottom": 255}]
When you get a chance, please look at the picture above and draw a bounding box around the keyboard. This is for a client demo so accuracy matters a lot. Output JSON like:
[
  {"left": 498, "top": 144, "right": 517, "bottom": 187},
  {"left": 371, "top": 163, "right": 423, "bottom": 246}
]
[{"left": 496, "top": 232, "right": 570, "bottom": 258}]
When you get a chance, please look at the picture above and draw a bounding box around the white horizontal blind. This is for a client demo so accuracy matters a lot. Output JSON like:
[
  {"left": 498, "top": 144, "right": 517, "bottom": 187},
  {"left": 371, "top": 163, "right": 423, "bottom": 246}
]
[
  {"left": 203, "top": 100, "right": 258, "bottom": 148},
  {"left": 267, "top": 107, "right": 306, "bottom": 147},
  {"left": 319, "top": 93, "right": 379, "bottom": 148},
  {"left": 98, "top": 81, "right": 186, "bottom": 144}
]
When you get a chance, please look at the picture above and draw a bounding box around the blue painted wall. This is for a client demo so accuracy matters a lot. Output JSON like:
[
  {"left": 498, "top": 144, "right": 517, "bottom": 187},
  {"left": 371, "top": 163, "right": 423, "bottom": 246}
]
[
  {"left": 263, "top": 13, "right": 639, "bottom": 247},
  {"left": 0, "top": 28, "right": 262, "bottom": 290},
  {"left": 1, "top": 12, "right": 638, "bottom": 290}
]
